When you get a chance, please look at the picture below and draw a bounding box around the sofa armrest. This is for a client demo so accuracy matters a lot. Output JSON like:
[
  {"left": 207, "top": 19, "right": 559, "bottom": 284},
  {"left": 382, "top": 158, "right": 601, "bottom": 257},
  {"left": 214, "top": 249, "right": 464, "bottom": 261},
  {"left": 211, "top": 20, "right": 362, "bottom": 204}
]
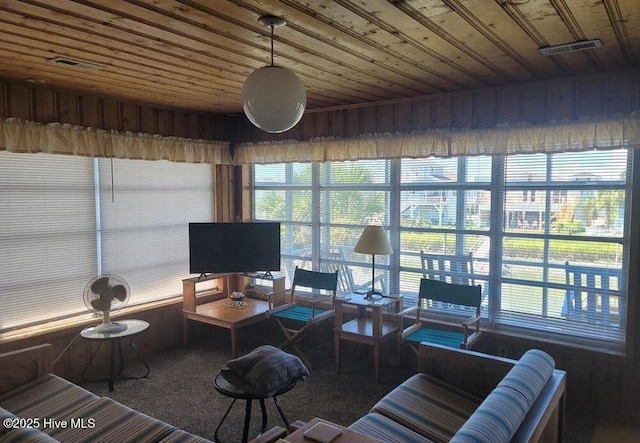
[
  {"left": 511, "top": 370, "right": 567, "bottom": 443},
  {"left": 0, "top": 344, "right": 53, "bottom": 395},
  {"left": 419, "top": 342, "right": 516, "bottom": 398}
]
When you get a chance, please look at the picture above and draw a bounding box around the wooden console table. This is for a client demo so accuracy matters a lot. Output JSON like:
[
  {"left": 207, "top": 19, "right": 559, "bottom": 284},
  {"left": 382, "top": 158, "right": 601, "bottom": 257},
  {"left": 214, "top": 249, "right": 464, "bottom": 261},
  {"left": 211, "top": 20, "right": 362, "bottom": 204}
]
[{"left": 182, "top": 273, "right": 285, "bottom": 357}]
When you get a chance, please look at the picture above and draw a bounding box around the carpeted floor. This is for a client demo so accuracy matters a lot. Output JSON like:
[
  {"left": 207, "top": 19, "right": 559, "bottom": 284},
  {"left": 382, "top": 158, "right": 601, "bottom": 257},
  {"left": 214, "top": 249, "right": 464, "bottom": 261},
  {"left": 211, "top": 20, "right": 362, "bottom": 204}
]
[
  {"left": 79, "top": 320, "right": 415, "bottom": 442},
  {"left": 79, "top": 319, "right": 596, "bottom": 442}
]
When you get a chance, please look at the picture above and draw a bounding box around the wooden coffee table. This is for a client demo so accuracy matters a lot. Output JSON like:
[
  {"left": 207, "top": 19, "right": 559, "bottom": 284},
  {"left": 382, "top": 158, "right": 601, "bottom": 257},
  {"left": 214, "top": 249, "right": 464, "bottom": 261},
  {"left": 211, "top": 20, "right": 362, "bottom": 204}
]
[
  {"left": 285, "top": 417, "right": 382, "bottom": 443},
  {"left": 183, "top": 297, "right": 271, "bottom": 357}
]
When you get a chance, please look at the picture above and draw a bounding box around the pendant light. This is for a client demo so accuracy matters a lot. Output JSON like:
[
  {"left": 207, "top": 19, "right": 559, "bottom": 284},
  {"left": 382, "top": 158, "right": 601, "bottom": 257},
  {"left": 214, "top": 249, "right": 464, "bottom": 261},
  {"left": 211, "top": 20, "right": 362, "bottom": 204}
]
[{"left": 241, "top": 16, "right": 307, "bottom": 133}]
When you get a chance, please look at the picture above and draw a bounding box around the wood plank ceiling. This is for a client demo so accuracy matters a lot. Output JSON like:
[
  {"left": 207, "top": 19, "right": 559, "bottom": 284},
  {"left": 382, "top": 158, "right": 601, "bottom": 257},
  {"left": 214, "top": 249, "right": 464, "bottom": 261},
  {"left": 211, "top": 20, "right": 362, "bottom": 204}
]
[{"left": 0, "top": 0, "right": 637, "bottom": 115}]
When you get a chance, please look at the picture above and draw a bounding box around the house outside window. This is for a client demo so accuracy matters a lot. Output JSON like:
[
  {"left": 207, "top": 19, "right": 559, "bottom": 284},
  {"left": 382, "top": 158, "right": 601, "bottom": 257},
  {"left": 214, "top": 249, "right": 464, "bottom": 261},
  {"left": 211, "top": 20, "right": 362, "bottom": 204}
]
[{"left": 253, "top": 149, "right": 630, "bottom": 353}]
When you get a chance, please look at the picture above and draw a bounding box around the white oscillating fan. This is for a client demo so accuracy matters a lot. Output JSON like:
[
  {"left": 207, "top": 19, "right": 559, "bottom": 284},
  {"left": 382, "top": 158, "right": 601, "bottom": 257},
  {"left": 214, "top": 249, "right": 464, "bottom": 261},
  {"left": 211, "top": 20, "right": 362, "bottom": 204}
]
[{"left": 83, "top": 274, "right": 130, "bottom": 333}]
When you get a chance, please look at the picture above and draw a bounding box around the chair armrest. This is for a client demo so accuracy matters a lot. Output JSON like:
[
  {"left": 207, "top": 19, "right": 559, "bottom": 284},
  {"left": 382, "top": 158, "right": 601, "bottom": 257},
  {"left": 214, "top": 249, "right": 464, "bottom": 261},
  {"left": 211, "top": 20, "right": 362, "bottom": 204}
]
[
  {"left": 266, "top": 288, "right": 292, "bottom": 309},
  {"left": 462, "top": 314, "right": 481, "bottom": 327},
  {"left": 247, "top": 426, "right": 287, "bottom": 443},
  {"left": 309, "top": 309, "right": 335, "bottom": 323},
  {"left": 464, "top": 331, "right": 482, "bottom": 348},
  {"left": 399, "top": 323, "right": 423, "bottom": 340},
  {"left": 397, "top": 306, "right": 419, "bottom": 317}
]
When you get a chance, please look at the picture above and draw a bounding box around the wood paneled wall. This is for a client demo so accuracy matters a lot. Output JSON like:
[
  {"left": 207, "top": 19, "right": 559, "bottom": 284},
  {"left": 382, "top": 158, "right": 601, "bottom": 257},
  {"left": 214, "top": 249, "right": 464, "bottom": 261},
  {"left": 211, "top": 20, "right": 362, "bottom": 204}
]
[
  {"left": 0, "top": 302, "right": 184, "bottom": 383},
  {"left": 232, "top": 69, "right": 640, "bottom": 143},
  {"left": 0, "top": 79, "right": 237, "bottom": 140}
]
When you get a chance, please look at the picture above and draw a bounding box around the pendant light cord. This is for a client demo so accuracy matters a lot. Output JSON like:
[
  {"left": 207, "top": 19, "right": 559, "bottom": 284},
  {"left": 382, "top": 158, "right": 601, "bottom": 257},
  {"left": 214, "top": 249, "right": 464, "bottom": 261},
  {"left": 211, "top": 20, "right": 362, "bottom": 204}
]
[{"left": 270, "top": 25, "right": 275, "bottom": 66}]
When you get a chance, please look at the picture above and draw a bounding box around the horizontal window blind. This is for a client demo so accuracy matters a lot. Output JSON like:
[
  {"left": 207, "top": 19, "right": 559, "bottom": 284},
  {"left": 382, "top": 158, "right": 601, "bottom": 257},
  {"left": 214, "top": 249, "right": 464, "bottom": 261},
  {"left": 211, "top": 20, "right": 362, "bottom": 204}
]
[
  {"left": 98, "top": 158, "right": 215, "bottom": 305},
  {"left": 0, "top": 152, "right": 97, "bottom": 330},
  {"left": 497, "top": 150, "right": 628, "bottom": 345},
  {"left": 253, "top": 149, "right": 631, "bottom": 351}
]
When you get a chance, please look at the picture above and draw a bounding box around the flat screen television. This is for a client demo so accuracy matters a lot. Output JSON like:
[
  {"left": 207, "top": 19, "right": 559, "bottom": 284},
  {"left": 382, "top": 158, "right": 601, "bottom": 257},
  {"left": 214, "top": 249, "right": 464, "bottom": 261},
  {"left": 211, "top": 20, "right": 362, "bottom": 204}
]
[{"left": 188, "top": 222, "right": 281, "bottom": 276}]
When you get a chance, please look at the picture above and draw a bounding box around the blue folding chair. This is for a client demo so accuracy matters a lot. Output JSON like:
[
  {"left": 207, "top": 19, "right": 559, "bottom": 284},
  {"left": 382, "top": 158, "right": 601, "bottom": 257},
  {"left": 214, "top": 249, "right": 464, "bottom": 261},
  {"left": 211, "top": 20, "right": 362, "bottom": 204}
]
[
  {"left": 397, "top": 278, "right": 483, "bottom": 357},
  {"left": 269, "top": 267, "right": 338, "bottom": 368}
]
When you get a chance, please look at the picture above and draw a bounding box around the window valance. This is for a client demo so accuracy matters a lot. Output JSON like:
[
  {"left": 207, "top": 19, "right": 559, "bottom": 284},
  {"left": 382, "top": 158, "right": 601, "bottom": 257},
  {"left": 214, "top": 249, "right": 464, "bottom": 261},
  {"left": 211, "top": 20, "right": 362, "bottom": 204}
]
[
  {"left": 0, "top": 118, "right": 232, "bottom": 164},
  {"left": 233, "top": 113, "right": 640, "bottom": 164}
]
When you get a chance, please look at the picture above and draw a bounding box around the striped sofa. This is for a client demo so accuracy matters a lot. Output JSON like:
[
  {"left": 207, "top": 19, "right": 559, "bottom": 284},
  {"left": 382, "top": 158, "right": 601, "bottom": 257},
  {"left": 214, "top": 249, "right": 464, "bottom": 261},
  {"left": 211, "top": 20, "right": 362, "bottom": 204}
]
[
  {"left": 0, "top": 344, "right": 212, "bottom": 443},
  {"left": 348, "top": 343, "right": 566, "bottom": 443},
  {"left": 0, "top": 344, "right": 289, "bottom": 443}
]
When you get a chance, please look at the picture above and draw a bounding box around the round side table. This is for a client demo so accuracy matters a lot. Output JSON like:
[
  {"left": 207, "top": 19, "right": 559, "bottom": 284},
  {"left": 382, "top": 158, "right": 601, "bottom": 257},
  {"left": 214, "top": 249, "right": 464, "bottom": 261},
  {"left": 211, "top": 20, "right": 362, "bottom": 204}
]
[
  {"left": 213, "top": 372, "right": 295, "bottom": 443},
  {"left": 81, "top": 319, "right": 150, "bottom": 391}
]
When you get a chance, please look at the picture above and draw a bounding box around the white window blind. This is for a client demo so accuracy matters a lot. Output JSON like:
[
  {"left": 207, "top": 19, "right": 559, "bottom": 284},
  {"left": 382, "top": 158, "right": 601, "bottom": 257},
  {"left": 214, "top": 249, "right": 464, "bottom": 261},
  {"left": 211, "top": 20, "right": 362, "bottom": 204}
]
[
  {"left": 497, "top": 150, "right": 628, "bottom": 345},
  {"left": 0, "top": 153, "right": 216, "bottom": 332},
  {"left": 98, "top": 158, "right": 215, "bottom": 305},
  {"left": 0, "top": 152, "right": 97, "bottom": 330},
  {"left": 253, "top": 149, "right": 631, "bottom": 352}
]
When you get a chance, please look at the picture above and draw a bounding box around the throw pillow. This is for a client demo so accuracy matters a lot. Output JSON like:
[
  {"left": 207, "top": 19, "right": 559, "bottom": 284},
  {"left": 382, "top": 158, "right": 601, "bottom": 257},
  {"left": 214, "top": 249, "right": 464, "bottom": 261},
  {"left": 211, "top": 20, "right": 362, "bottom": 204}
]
[{"left": 226, "top": 345, "right": 309, "bottom": 397}]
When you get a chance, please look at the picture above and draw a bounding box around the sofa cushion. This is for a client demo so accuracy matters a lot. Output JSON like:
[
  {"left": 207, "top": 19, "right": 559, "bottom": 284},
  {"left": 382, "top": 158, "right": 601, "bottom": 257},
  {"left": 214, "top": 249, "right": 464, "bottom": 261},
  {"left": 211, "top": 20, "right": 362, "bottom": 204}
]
[
  {"left": 497, "top": 349, "right": 555, "bottom": 408},
  {"left": 349, "top": 412, "right": 436, "bottom": 443},
  {"left": 226, "top": 345, "right": 309, "bottom": 397},
  {"left": 450, "top": 386, "right": 529, "bottom": 443},
  {"left": 1, "top": 427, "right": 59, "bottom": 442},
  {"left": 158, "top": 429, "right": 214, "bottom": 442},
  {"left": 0, "top": 374, "right": 98, "bottom": 419},
  {"left": 48, "top": 397, "right": 174, "bottom": 443},
  {"left": 370, "top": 373, "right": 482, "bottom": 443},
  {"left": 1, "top": 407, "right": 17, "bottom": 436}
]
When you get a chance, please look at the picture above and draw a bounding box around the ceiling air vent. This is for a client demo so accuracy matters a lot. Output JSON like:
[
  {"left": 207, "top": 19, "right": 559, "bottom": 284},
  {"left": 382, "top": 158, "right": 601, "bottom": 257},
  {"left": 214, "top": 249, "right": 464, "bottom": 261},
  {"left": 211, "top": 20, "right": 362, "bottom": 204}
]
[
  {"left": 539, "top": 39, "right": 602, "bottom": 56},
  {"left": 50, "top": 57, "right": 106, "bottom": 71}
]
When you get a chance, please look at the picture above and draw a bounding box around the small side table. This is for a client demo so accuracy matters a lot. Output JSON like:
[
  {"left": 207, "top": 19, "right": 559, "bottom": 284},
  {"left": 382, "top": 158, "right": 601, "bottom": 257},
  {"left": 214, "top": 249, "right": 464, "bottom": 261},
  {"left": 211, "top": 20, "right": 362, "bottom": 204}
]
[
  {"left": 213, "top": 372, "right": 294, "bottom": 443},
  {"left": 81, "top": 319, "right": 150, "bottom": 391},
  {"left": 334, "top": 295, "right": 402, "bottom": 383}
]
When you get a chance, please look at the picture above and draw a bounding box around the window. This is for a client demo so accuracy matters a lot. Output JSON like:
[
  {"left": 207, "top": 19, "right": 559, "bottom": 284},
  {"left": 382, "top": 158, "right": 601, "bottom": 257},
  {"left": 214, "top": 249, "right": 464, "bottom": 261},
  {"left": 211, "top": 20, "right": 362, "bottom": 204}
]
[
  {"left": 0, "top": 152, "right": 214, "bottom": 332},
  {"left": 253, "top": 149, "right": 630, "bottom": 352}
]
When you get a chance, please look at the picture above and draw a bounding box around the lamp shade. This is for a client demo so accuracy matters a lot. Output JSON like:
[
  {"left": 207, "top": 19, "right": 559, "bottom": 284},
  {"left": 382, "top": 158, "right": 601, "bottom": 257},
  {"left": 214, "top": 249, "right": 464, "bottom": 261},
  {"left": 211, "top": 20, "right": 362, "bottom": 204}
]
[
  {"left": 354, "top": 226, "right": 393, "bottom": 255},
  {"left": 241, "top": 66, "right": 306, "bottom": 133}
]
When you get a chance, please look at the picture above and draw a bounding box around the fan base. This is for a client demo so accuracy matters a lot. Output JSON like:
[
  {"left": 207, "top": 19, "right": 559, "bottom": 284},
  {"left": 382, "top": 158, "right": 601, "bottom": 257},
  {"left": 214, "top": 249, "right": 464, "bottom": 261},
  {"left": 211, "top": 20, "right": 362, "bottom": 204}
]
[{"left": 95, "top": 322, "right": 127, "bottom": 333}]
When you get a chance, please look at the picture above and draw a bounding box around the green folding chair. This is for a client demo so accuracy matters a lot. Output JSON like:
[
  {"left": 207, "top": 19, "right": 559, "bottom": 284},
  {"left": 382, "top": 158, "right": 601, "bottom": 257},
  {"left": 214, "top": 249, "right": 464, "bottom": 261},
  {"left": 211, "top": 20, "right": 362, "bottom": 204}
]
[
  {"left": 397, "top": 278, "right": 483, "bottom": 357},
  {"left": 269, "top": 267, "right": 338, "bottom": 368}
]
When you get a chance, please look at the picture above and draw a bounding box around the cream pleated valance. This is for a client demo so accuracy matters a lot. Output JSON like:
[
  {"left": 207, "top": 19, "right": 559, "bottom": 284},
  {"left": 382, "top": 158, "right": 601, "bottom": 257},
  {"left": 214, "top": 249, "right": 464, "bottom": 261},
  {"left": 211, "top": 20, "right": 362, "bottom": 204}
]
[
  {"left": 0, "top": 118, "right": 232, "bottom": 164},
  {"left": 233, "top": 113, "right": 640, "bottom": 164}
]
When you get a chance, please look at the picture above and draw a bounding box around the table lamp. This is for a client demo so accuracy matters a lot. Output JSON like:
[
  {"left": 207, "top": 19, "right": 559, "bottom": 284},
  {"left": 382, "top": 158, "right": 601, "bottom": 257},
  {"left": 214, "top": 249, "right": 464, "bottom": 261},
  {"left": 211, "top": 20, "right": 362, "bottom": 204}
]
[{"left": 354, "top": 225, "right": 393, "bottom": 300}]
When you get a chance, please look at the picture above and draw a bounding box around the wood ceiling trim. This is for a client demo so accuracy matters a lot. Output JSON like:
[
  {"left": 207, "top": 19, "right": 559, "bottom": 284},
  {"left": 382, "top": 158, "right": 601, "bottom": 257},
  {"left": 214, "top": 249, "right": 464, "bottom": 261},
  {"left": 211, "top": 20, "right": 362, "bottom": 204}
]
[
  {"left": 0, "top": 55, "right": 218, "bottom": 111},
  {"left": 0, "top": 1, "right": 252, "bottom": 80},
  {"left": 602, "top": 0, "right": 637, "bottom": 66},
  {"left": 548, "top": 0, "right": 607, "bottom": 71},
  {"left": 497, "top": 1, "right": 573, "bottom": 74},
  {"left": 208, "top": 0, "right": 458, "bottom": 96},
  {"left": 378, "top": 0, "right": 516, "bottom": 85},
  {"left": 442, "top": 0, "right": 550, "bottom": 79},
  {"left": 120, "top": 2, "right": 438, "bottom": 105},
  {"left": 0, "top": 26, "right": 240, "bottom": 97},
  {"left": 272, "top": 0, "right": 488, "bottom": 91}
]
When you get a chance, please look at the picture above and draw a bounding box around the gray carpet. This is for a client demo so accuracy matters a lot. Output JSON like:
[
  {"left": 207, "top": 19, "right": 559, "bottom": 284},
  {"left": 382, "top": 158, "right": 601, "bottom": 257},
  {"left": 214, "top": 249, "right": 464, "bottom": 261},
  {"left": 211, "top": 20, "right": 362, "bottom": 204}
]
[
  {"left": 79, "top": 319, "right": 595, "bottom": 442},
  {"left": 79, "top": 320, "right": 414, "bottom": 442}
]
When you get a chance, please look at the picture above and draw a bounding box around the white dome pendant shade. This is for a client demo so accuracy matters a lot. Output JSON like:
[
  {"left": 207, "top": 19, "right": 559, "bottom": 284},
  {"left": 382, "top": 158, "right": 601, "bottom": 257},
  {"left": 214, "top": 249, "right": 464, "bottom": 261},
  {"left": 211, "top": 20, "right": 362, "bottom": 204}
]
[
  {"left": 242, "top": 66, "right": 306, "bottom": 133},
  {"left": 241, "top": 16, "right": 306, "bottom": 134}
]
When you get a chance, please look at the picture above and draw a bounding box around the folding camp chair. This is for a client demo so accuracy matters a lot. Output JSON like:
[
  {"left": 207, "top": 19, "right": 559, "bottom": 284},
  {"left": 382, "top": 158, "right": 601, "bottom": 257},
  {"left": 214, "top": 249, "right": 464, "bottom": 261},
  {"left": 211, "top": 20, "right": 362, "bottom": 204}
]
[
  {"left": 269, "top": 267, "right": 338, "bottom": 368},
  {"left": 397, "top": 278, "right": 483, "bottom": 357}
]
